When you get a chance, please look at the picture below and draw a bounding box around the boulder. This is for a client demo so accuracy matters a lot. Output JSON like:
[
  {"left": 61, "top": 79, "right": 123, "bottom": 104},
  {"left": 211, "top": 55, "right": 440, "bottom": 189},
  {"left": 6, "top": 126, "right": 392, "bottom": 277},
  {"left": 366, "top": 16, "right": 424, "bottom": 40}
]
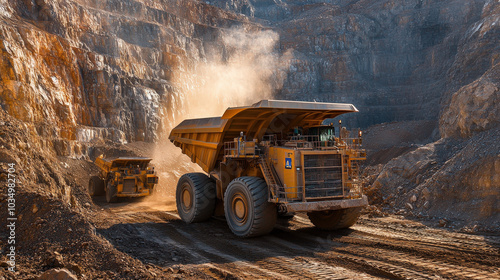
[{"left": 37, "top": 268, "right": 77, "bottom": 280}]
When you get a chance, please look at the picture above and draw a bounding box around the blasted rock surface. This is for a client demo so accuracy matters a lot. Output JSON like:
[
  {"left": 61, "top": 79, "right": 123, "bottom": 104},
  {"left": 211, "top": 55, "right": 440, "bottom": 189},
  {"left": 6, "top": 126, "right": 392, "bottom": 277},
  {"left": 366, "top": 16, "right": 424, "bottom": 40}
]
[
  {"left": 0, "top": 0, "right": 249, "bottom": 147},
  {"left": 440, "top": 63, "right": 500, "bottom": 139},
  {"left": 2, "top": 0, "right": 498, "bottom": 141},
  {"left": 367, "top": 0, "right": 500, "bottom": 226},
  {"left": 211, "top": 0, "right": 499, "bottom": 129},
  {"left": 372, "top": 127, "right": 500, "bottom": 226}
]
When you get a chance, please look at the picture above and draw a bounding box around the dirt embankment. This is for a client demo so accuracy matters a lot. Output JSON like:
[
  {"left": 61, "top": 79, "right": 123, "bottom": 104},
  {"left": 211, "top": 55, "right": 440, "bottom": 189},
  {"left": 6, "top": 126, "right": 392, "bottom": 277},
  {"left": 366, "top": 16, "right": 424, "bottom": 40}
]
[
  {"left": 361, "top": 117, "right": 499, "bottom": 231},
  {"left": 0, "top": 109, "right": 163, "bottom": 279}
]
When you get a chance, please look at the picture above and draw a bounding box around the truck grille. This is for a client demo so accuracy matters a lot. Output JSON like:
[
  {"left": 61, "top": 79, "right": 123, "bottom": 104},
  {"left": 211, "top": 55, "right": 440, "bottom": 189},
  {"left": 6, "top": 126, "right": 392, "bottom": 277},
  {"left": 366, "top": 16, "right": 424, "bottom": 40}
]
[
  {"left": 122, "top": 179, "right": 136, "bottom": 193},
  {"left": 303, "top": 154, "right": 343, "bottom": 198}
]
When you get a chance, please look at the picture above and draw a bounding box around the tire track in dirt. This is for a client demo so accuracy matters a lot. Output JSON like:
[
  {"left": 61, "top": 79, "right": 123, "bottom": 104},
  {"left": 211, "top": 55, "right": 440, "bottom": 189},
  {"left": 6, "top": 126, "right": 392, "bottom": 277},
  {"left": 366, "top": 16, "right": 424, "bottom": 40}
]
[
  {"left": 133, "top": 224, "right": 253, "bottom": 279},
  {"left": 168, "top": 225, "right": 289, "bottom": 279},
  {"left": 162, "top": 214, "right": 387, "bottom": 279},
  {"left": 273, "top": 216, "right": 500, "bottom": 280},
  {"left": 342, "top": 229, "right": 499, "bottom": 268},
  {"left": 290, "top": 214, "right": 499, "bottom": 264},
  {"left": 268, "top": 227, "right": 432, "bottom": 280},
  {"left": 96, "top": 201, "right": 499, "bottom": 280},
  {"left": 334, "top": 244, "right": 499, "bottom": 280},
  {"left": 171, "top": 216, "right": 389, "bottom": 279},
  {"left": 355, "top": 219, "right": 500, "bottom": 255}
]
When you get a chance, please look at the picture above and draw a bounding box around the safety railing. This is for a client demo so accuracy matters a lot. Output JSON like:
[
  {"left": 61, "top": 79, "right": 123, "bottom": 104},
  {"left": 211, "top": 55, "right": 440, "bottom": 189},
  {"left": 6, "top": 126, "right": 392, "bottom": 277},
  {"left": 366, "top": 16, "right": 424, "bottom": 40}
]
[
  {"left": 272, "top": 135, "right": 364, "bottom": 151},
  {"left": 224, "top": 140, "right": 261, "bottom": 158},
  {"left": 342, "top": 137, "right": 363, "bottom": 150}
]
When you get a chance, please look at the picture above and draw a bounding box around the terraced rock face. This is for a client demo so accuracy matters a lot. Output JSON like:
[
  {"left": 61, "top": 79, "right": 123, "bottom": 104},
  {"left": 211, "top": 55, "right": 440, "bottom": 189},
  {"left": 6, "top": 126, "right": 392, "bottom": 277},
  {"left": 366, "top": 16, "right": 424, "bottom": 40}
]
[
  {"left": 216, "top": 0, "right": 497, "bottom": 128},
  {"left": 2, "top": 0, "right": 498, "bottom": 143},
  {"left": 365, "top": 0, "right": 500, "bottom": 226},
  {"left": 0, "top": 0, "right": 251, "bottom": 148}
]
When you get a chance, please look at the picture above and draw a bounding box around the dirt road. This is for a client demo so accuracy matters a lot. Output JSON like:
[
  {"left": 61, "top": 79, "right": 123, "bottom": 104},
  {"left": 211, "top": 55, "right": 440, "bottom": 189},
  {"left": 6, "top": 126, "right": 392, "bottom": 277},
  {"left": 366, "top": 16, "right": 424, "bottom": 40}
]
[{"left": 92, "top": 197, "right": 500, "bottom": 280}]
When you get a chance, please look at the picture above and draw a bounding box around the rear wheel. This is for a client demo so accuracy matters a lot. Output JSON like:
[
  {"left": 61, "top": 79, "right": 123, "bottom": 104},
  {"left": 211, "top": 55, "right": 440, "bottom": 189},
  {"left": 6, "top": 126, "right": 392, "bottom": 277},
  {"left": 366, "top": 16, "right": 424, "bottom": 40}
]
[
  {"left": 106, "top": 180, "right": 118, "bottom": 203},
  {"left": 307, "top": 207, "right": 363, "bottom": 230},
  {"left": 176, "top": 173, "right": 216, "bottom": 223},
  {"left": 88, "top": 176, "right": 105, "bottom": 196},
  {"left": 224, "top": 177, "right": 277, "bottom": 237}
]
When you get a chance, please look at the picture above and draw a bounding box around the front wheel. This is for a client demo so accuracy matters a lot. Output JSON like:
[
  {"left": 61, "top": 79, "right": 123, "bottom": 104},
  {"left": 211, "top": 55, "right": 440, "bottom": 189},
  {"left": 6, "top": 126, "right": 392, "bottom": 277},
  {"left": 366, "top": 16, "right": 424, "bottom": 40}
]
[
  {"left": 307, "top": 207, "right": 363, "bottom": 230},
  {"left": 224, "top": 177, "right": 277, "bottom": 237}
]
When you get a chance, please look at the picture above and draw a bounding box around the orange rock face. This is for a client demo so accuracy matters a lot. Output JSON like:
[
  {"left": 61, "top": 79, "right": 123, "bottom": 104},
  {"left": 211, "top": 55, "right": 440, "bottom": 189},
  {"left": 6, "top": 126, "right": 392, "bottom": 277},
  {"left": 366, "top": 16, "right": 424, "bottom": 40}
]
[{"left": 0, "top": 0, "right": 250, "bottom": 147}]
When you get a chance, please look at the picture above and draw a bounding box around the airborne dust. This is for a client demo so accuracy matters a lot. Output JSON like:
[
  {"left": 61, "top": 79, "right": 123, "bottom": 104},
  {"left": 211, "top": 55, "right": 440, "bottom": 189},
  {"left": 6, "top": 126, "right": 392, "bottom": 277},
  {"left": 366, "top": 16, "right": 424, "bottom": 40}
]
[{"left": 148, "top": 27, "right": 293, "bottom": 205}]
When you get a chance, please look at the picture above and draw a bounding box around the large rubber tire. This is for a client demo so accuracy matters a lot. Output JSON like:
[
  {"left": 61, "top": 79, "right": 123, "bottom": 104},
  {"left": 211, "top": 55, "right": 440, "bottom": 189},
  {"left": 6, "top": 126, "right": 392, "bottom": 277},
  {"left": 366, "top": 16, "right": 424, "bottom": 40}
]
[
  {"left": 88, "top": 176, "right": 105, "bottom": 196},
  {"left": 106, "top": 180, "right": 118, "bottom": 203},
  {"left": 176, "top": 173, "right": 216, "bottom": 223},
  {"left": 224, "top": 177, "right": 277, "bottom": 237},
  {"left": 307, "top": 207, "right": 363, "bottom": 230}
]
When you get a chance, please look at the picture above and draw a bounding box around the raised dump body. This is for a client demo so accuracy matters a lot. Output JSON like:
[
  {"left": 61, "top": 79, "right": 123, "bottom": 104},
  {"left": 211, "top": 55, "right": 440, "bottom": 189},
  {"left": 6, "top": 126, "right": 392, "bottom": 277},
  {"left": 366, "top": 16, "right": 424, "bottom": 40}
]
[
  {"left": 170, "top": 100, "right": 368, "bottom": 237},
  {"left": 89, "top": 156, "right": 159, "bottom": 202}
]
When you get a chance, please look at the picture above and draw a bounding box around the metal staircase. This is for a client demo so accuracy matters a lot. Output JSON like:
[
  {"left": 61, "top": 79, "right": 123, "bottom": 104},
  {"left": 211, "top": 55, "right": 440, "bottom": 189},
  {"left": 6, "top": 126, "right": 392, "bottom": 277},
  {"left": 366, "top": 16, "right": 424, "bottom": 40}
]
[
  {"left": 348, "top": 160, "right": 360, "bottom": 181},
  {"left": 258, "top": 157, "right": 281, "bottom": 199}
]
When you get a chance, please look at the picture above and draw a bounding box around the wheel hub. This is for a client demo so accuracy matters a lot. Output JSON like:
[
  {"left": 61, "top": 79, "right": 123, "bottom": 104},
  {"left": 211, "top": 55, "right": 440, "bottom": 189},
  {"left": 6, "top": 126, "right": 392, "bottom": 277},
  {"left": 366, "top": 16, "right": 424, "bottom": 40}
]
[
  {"left": 235, "top": 200, "right": 245, "bottom": 219},
  {"left": 182, "top": 188, "right": 192, "bottom": 209},
  {"left": 232, "top": 194, "right": 248, "bottom": 222}
]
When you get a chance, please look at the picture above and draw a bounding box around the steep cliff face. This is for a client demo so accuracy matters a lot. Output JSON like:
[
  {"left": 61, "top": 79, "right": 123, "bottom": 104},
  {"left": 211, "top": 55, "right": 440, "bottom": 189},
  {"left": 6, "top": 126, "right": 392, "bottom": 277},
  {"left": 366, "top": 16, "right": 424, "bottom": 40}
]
[
  {"left": 440, "top": 63, "right": 499, "bottom": 138},
  {"left": 0, "top": 0, "right": 252, "bottom": 151},
  {"left": 368, "top": 0, "right": 500, "bottom": 228},
  {"left": 297, "top": 1, "right": 486, "bottom": 127},
  {"left": 214, "top": 0, "right": 489, "bottom": 128},
  {"left": 440, "top": 0, "right": 500, "bottom": 138},
  {"left": 2, "top": 0, "right": 497, "bottom": 146}
]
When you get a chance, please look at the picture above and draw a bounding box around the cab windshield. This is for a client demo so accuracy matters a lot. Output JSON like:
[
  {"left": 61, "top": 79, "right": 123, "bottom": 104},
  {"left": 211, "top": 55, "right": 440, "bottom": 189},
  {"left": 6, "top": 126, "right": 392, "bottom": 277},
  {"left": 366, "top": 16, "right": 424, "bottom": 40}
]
[{"left": 308, "top": 126, "right": 335, "bottom": 141}]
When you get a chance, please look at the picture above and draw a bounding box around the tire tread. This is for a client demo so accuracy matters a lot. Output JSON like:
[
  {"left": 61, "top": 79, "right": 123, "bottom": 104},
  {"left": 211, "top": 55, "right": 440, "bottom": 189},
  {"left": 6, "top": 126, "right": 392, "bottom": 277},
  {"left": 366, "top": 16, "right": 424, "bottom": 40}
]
[
  {"left": 177, "top": 173, "right": 216, "bottom": 223},
  {"left": 225, "top": 176, "right": 277, "bottom": 237}
]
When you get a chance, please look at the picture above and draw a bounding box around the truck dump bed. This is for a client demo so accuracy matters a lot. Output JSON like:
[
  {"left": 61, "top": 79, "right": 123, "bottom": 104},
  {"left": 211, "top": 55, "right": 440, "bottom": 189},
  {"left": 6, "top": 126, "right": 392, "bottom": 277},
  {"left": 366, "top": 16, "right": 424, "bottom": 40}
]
[{"left": 169, "top": 100, "right": 358, "bottom": 173}]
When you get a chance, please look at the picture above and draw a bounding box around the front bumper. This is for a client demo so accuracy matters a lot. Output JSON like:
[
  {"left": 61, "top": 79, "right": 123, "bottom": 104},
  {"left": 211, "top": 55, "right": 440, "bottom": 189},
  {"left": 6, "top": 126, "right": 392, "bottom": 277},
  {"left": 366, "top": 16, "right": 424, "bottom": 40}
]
[
  {"left": 284, "top": 195, "right": 368, "bottom": 212},
  {"left": 117, "top": 189, "right": 151, "bottom": 197}
]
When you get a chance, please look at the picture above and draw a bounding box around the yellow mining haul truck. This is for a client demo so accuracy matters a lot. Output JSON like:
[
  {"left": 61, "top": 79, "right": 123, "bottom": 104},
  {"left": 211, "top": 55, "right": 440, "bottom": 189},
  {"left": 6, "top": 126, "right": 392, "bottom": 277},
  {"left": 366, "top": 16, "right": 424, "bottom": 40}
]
[
  {"left": 169, "top": 100, "right": 367, "bottom": 237},
  {"left": 89, "top": 156, "right": 159, "bottom": 202}
]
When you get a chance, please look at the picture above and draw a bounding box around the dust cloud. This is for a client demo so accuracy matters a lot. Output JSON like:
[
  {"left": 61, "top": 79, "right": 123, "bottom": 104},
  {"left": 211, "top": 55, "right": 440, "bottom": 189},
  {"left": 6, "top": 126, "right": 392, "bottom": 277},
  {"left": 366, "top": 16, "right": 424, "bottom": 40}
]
[
  {"left": 171, "top": 27, "right": 293, "bottom": 120},
  {"left": 149, "top": 27, "right": 292, "bottom": 203}
]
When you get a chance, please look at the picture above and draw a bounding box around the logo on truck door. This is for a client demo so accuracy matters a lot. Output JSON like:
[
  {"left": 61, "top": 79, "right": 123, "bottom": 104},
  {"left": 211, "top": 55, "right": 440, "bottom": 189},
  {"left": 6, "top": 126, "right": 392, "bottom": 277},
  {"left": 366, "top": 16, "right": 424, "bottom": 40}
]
[{"left": 285, "top": 157, "right": 292, "bottom": 169}]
